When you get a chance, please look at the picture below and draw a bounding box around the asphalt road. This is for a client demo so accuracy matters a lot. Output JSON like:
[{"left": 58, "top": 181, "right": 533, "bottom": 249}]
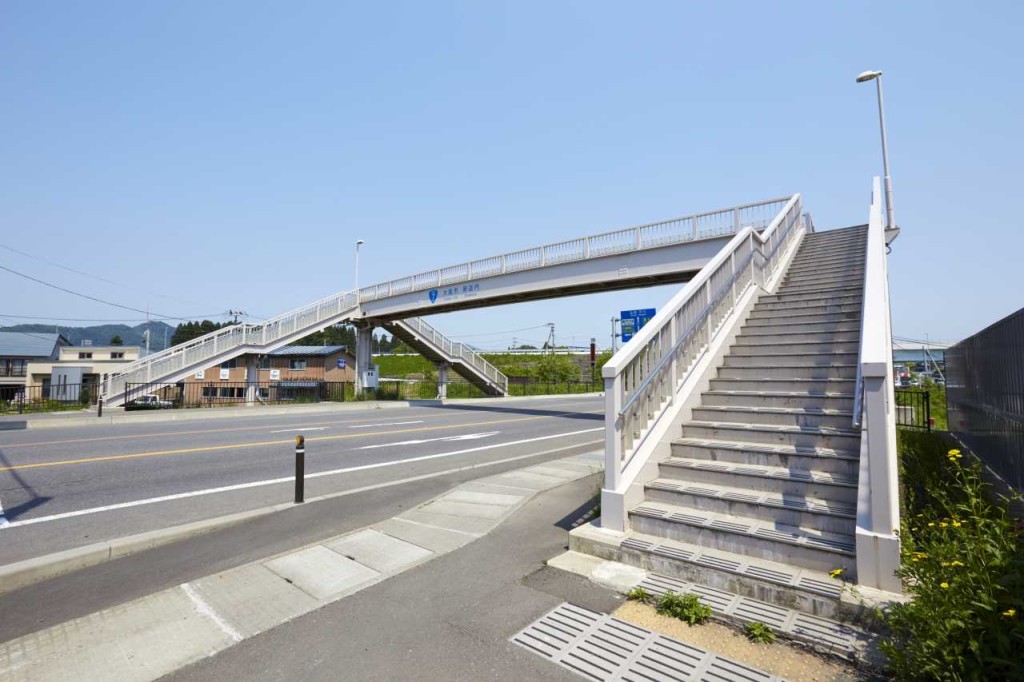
[{"left": 0, "top": 396, "right": 604, "bottom": 565}]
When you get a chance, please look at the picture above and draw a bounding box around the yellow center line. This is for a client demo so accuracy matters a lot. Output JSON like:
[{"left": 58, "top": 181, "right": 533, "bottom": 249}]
[{"left": 0, "top": 411, "right": 603, "bottom": 472}]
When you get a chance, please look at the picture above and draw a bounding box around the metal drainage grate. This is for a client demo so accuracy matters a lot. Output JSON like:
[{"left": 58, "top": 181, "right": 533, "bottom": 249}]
[{"left": 512, "top": 603, "right": 783, "bottom": 681}]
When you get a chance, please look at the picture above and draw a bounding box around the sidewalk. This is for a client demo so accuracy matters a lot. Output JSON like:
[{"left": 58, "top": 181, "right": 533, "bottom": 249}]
[{"left": 0, "top": 453, "right": 607, "bottom": 681}]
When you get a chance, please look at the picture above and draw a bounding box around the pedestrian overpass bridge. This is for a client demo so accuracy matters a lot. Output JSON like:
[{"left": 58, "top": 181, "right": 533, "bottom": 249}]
[
  {"left": 101, "top": 195, "right": 792, "bottom": 404},
  {"left": 102, "top": 177, "right": 902, "bottom": 616}
]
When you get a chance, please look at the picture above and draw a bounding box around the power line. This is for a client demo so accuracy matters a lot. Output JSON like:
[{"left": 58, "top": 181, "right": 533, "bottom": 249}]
[
  {"left": 0, "top": 314, "right": 175, "bottom": 323},
  {"left": 0, "top": 261, "right": 224, "bottom": 320}
]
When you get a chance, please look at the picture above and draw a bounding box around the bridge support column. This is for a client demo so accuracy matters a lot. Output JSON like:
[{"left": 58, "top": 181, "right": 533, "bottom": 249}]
[
  {"left": 436, "top": 363, "right": 448, "bottom": 400},
  {"left": 355, "top": 323, "right": 374, "bottom": 394},
  {"left": 245, "top": 356, "right": 259, "bottom": 405}
]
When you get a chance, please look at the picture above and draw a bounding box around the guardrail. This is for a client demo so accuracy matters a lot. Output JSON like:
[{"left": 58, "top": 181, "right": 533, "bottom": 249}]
[
  {"left": 601, "top": 194, "right": 803, "bottom": 485},
  {"left": 394, "top": 317, "right": 509, "bottom": 393},
  {"left": 852, "top": 176, "right": 901, "bottom": 592},
  {"left": 356, "top": 197, "right": 793, "bottom": 303}
]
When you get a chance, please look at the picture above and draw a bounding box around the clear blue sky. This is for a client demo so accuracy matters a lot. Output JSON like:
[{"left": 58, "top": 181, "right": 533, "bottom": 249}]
[{"left": 2, "top": 1, "right": 1021, "bottom": 350}]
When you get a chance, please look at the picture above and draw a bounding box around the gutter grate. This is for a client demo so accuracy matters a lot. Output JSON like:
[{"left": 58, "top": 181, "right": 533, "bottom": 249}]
[{"left": 512, "top": 603, "right": 784, "bottom": 681}]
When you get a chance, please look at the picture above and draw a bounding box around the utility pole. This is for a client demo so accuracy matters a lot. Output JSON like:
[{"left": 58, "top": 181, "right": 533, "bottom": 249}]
[
  {"left": 227, "top": 310, "right": 246, "bottom": 324},
  {"left": 611, "top": 317, "right": 620, "bottom": 353},
  {"left": 546, "top": 323, "right": 555, "bottom": 353}
]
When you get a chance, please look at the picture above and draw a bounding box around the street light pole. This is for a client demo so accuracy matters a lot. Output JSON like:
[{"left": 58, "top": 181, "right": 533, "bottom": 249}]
[
  {"left": 354, "top": 239, "right": 365, "bottom": 293},
  {"left": 856, "top": 70, "right": 896, "bottom": 231}
]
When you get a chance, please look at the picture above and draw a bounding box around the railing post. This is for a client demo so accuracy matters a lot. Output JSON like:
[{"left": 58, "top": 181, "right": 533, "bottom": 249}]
[
  {"left": 733, "top": 208, "right": 740, "bottom": 232},
  {"left": 635, "top": 228, "right": 641, "bottom": 250},
  {"left": 704, "top": 282, "right": 712, "bottom": 346},
  {"left": 604, "top": 375, "right": 623, "bottom": 492},
  {"left": 692, "top": 215, "right": 699, "bottom": 240}
]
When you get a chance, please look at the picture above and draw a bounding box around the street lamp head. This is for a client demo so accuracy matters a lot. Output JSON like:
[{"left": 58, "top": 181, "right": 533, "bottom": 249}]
[
  {"left": 356, "top": 239, "right": 365, "bottom": 247},
  {"left": 856, "top": 70, "right": 882, "bottom": 83}
]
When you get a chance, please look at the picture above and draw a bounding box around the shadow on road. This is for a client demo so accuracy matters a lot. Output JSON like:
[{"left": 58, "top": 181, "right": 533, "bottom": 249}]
[
  {"left": 425, "top": 402, "right": 603, "bottom": 422},
  {"left": 0, "top": 447, "right": 53, "bottom": 522}
]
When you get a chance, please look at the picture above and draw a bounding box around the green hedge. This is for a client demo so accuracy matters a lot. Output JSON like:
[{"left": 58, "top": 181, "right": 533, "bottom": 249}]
[{"left": 881, "top": 431, "right": 1024, "bottom": 679}]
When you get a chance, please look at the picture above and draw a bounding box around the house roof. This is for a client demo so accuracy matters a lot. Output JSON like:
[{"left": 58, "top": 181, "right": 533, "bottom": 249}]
[
  {"left": 268, "top": 345, "right": 350, "bottom": 357},
  {"left": 0, "top": 332, "right": 67, "bottom": 358}
]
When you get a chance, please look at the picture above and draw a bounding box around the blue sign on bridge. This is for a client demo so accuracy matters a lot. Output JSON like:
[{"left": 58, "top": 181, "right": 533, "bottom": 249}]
[{"left": 620, "top": 308, "right": 656, "bottom": 343}]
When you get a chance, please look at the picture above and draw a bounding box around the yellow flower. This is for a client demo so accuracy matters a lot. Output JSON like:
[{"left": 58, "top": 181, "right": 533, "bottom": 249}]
[
  {"left": 928, "top": 523, "right": 935, "bottom": 527},
  {"left": 1004, "top": 609, "right": 1017, "bottom": 618},
  {"left": 829, "top": 568, "right": 844, "bottom": 579},
  {"left": 940, "top": 522, "right": 949, "bottom": 528},
  {"left": 951, "top": 561, "right": 964, "bottom": 567},
  {"left": 941, "top": 562, "right": 950, "bottom": 567},
  {"left": 948, "top": 449, "right": 961, "bottom": 456},
  {"left": 940, "top": 582, "right": 950, "bottom": 589},
  {"left": 952, "top": 521, "right": 962, "bottom": 528}
]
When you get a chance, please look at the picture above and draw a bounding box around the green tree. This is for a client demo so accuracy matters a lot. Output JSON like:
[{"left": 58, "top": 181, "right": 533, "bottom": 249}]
[
  {"left": 535, "top": 354, "right": 580, "bottom": 383},
  {"left": 109, "top": 335, "right": 123, "bottom": 345},
  {"left": 170, "top": 320, "right": 230, "bottom": 346}
]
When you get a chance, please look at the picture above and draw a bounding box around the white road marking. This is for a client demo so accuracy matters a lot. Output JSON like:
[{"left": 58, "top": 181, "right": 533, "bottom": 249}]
[
  {"left": 181, "top": 583, "right": 243, "bottom": 642},
  {"left": 0, "top": 495, "right": 7, "bottom": 528},
  {"left": 269, "top": 427, "right": 331, "bottom": 433},
  {"left": 347, "top": 420, "right": 424, "bottom": 429},
  {"left": 355, "top": 431, "right": 500, "bottom": 450},
  {"left": 0, "top": 427, "right": 603, "bottom": 529}
]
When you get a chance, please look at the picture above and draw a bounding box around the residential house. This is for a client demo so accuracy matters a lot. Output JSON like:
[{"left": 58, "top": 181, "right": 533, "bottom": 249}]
[
  {"left": 0, "top": 332, "right": 69, "bottom": 399},
  {"left": 26, "top": 344, "right": 146, "bottom": 401}
]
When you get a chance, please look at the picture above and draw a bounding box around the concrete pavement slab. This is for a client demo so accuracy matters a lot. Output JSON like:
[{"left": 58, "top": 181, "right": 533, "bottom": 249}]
[
  {"left": 519, "top": 465, "right": 585, "bottom": 480},
  {"left": 398, "top": 508, "right": 499, "bottom": 535},
  {"left": 264, "top": 545, "right": 380, "bottom": 600},
  {"left": 418, "top": 498, "right": 516, "bottom": 520},
  {"left": 0, "top": 589, "right": 232, "bottom": 682},
  {"left": 484, "top": 471, "right": 570, "bottom": 491},
  {"left": 443, "top": 489, "right": 526, "bottom": 506},
  {"left": 324, "top": 529, "right": 433, "bottom": 574},
  {"left": 188, "top": 563, "right": 320, "bottom": 638},
  {"left": 372, "top": 517, "right": 478, "bottom": 554}
]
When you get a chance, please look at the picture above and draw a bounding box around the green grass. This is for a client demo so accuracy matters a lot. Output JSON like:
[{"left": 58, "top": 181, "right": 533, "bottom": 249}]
[
  {"left": 655, "top": 592, "right": 712, "bottom": 625},
  {"left": 744, "top": 621, "right": 777, "bottom": 644}
]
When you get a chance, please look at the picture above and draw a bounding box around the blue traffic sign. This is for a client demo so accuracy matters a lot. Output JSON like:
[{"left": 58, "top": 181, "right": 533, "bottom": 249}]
[
  {"left": 620, "top": 308, "right": 656, "bottom": 343},
  {"left": 337, "top": 358, "right": 347, "bottom": 369}
]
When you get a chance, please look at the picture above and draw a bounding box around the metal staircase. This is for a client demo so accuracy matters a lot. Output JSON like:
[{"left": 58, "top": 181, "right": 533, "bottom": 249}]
[{"left": 383, "top": 318, "right": 508, "bottom": 396}]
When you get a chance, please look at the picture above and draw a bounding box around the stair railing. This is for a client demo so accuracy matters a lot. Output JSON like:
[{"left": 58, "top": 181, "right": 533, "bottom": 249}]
[
  {"left": 852, "top": 177, "right": 901, "bottom": 592},
  {"left": 601, "top": 194, "right": 803, "bottom": 497},
  {"left": 397, "top": 317, "right": 509, "bottom": 393}
]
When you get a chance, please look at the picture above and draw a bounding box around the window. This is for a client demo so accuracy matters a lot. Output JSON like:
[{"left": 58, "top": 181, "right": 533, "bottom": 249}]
[
  {"left": 220, "top": 359, "right": 237, "bottom": 369},
  {"left": 79, "top": 352, "right": 93, "bottom": 359},
  {"left": 289, "top": 358, "right": 307, "bottom": 371},
  {"left": 111, "top": 352, "right": 125, "bottom": 360},
  {"left": 258, "top": 356, "right": 271, "bottom": 370}
]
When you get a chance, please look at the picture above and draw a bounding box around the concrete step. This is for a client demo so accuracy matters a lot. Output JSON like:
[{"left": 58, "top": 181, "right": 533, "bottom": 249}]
[
  {"left": 701, "top": 390, "right": 855, "bottom": 412},
  {"left": 783, "top": 274, "right": 865, "bottom": 290},
  {"left": 724, "top": 352, "right": 859, "bottom": 367},
  {"left": 629, "top": 501, "right": 856, "bottom": 574},
  {"left": 670, "top": 437, "right": 860, "bottom": 477},
  {"left": 717, "top": 364, "right": 857, "bottom": 380},
  {"left": 599, "top": 531, "right": 854, "bottom": 621},
  {"left": 692, "top": 404, "right": 855, "bottom": 430},
  {"left": 658, "top": 456, "right": 858, "bottom": 504},
  {"left": 758, "top": 289, "right": 864, "bottom": 305},
  {"left": 776, "top": 283, "right": 864, "bottom": 297},
  {"left": 729, "top": 340, "right": 860, "bottom": 354},
  {"left": 752, "top": 298, "right": 862, "bottom": 313},
  {"left": 786, "top": 261, "right": 864, "bottom": 276},
  {"left": 681, "top": 420, "right": 861, "bottom": 451},
  {"left": 739, "top": 320, "right": 860, "bottom": 337},
  {"left": 708, "top": 377, "right": 856, "bottom": 393},
  {"left": 745, "top": 310, "right": 861, "bottom": 326},
  {"left": 793, "top": 245, "right": 865, "bottom": 258},
  {"left": 734, "top": 330, "right": 860, "bottom": 346},
  {"left": 645, "top": 477, "right": 856, "bottom": 534}
]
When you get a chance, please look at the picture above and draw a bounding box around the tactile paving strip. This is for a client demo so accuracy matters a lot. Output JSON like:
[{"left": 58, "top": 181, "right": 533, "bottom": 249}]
[{"left": 512, "top": 603, "right": 784, "bottom": 681}]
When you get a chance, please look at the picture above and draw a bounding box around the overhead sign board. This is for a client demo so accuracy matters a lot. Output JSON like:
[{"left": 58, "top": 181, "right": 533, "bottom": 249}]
[{"left": 620, "top": 308, "right": 656, "bottom": 343}]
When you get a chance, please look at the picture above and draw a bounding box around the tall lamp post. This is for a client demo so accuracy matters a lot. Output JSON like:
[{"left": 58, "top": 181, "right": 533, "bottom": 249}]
[
  {"left": 354, "top": 239, "right": 365, "bottom": 293},
  {"left": 856, "top": 70, "right": 897, "bottom": 233}
]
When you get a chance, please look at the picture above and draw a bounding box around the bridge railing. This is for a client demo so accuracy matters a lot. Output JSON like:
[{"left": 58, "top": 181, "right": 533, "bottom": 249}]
[
  {"left": 398, "top": 317, "right": 508, "bottom": 392},
  {"left": 852, "top": 177, "right": 901, "bottom": 592},
  {"left": 104, "top": 289, "right": 359, "bottom": 400},
  {"left": 355, "top": 196, "right": 793, "bottom": 303},
  {"left": 601, "top": 194, "right": 802, "bottom": 492}
]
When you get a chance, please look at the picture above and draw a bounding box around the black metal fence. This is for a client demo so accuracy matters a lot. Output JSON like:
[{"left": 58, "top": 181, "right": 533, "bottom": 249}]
[
  {"left": 946, "top": 306, "right": 1024, "bottom": 492},
  {"left": 895, "top": 389, "right": 931, "bottom": 431},
  {"left": 0, "top": 383, "right": 99, "bottom": 414},
  {"left": 122, "top": 378, "right": 603, "bottom": 410}
]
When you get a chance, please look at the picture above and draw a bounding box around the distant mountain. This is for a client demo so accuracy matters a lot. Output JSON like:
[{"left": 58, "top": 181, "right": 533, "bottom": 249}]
[{"left": 0, "top": 322, "right": 176, "bottom": 351}]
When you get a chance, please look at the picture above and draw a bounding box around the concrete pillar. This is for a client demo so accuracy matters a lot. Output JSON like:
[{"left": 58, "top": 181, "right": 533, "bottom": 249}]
[
  {"left": 245, "top": 356, "right": 259, "bottom": 405},
  {"left": 436, "top": 362, "right": 448, "bottom": 399},
  {"left": 355, "top": 324, "right": 374, "bottom": 393}
]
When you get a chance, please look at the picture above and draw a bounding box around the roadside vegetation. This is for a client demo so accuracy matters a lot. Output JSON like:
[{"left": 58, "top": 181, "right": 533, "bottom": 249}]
[{"left": 881, "top": 430, "right": 1023, "bottom": 679}]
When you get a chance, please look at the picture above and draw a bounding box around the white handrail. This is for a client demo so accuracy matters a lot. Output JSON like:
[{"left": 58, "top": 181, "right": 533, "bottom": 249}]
[
  {"left": 396, "top": 317, "right": 509, "bottom": 393},
  {"left": 853, "top": 177, "right": 901, "bottom": 592},
  {"left": 602, "top": 194, "right": 802, "bottom": 487},
  {"left": 356, "top": 196, "right": 793, "bottom": 303}
]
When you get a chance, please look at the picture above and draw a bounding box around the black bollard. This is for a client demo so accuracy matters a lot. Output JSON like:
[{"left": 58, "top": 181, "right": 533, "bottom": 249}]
[{"left": 294, "top": 435, "right": 305, "bottom": 503}]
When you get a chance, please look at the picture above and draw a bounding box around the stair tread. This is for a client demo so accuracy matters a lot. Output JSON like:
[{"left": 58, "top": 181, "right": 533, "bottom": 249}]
[
  {"left": 703, "top": 389, "right": 856, "bottom": 398},
  {"left": 684, "top": 419, "right": 860, "bottom": 437},
  {"left": 661, "top": 456, "right": 858, "bottom": 487},
  {"left": 696, "top": 404, "right": 854, "bottom": 417},
  {"left": 619, "top": 531, "right": 847, "bottom": 600},
  {"left": 672, "top": 436, "right": 860, "bottom": 459},
  {"left": 629, "top": 500, "right": 856, "bottom": 555},
  {"left": 647, "top": 477, "right": 857, "bottom": 516}
]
